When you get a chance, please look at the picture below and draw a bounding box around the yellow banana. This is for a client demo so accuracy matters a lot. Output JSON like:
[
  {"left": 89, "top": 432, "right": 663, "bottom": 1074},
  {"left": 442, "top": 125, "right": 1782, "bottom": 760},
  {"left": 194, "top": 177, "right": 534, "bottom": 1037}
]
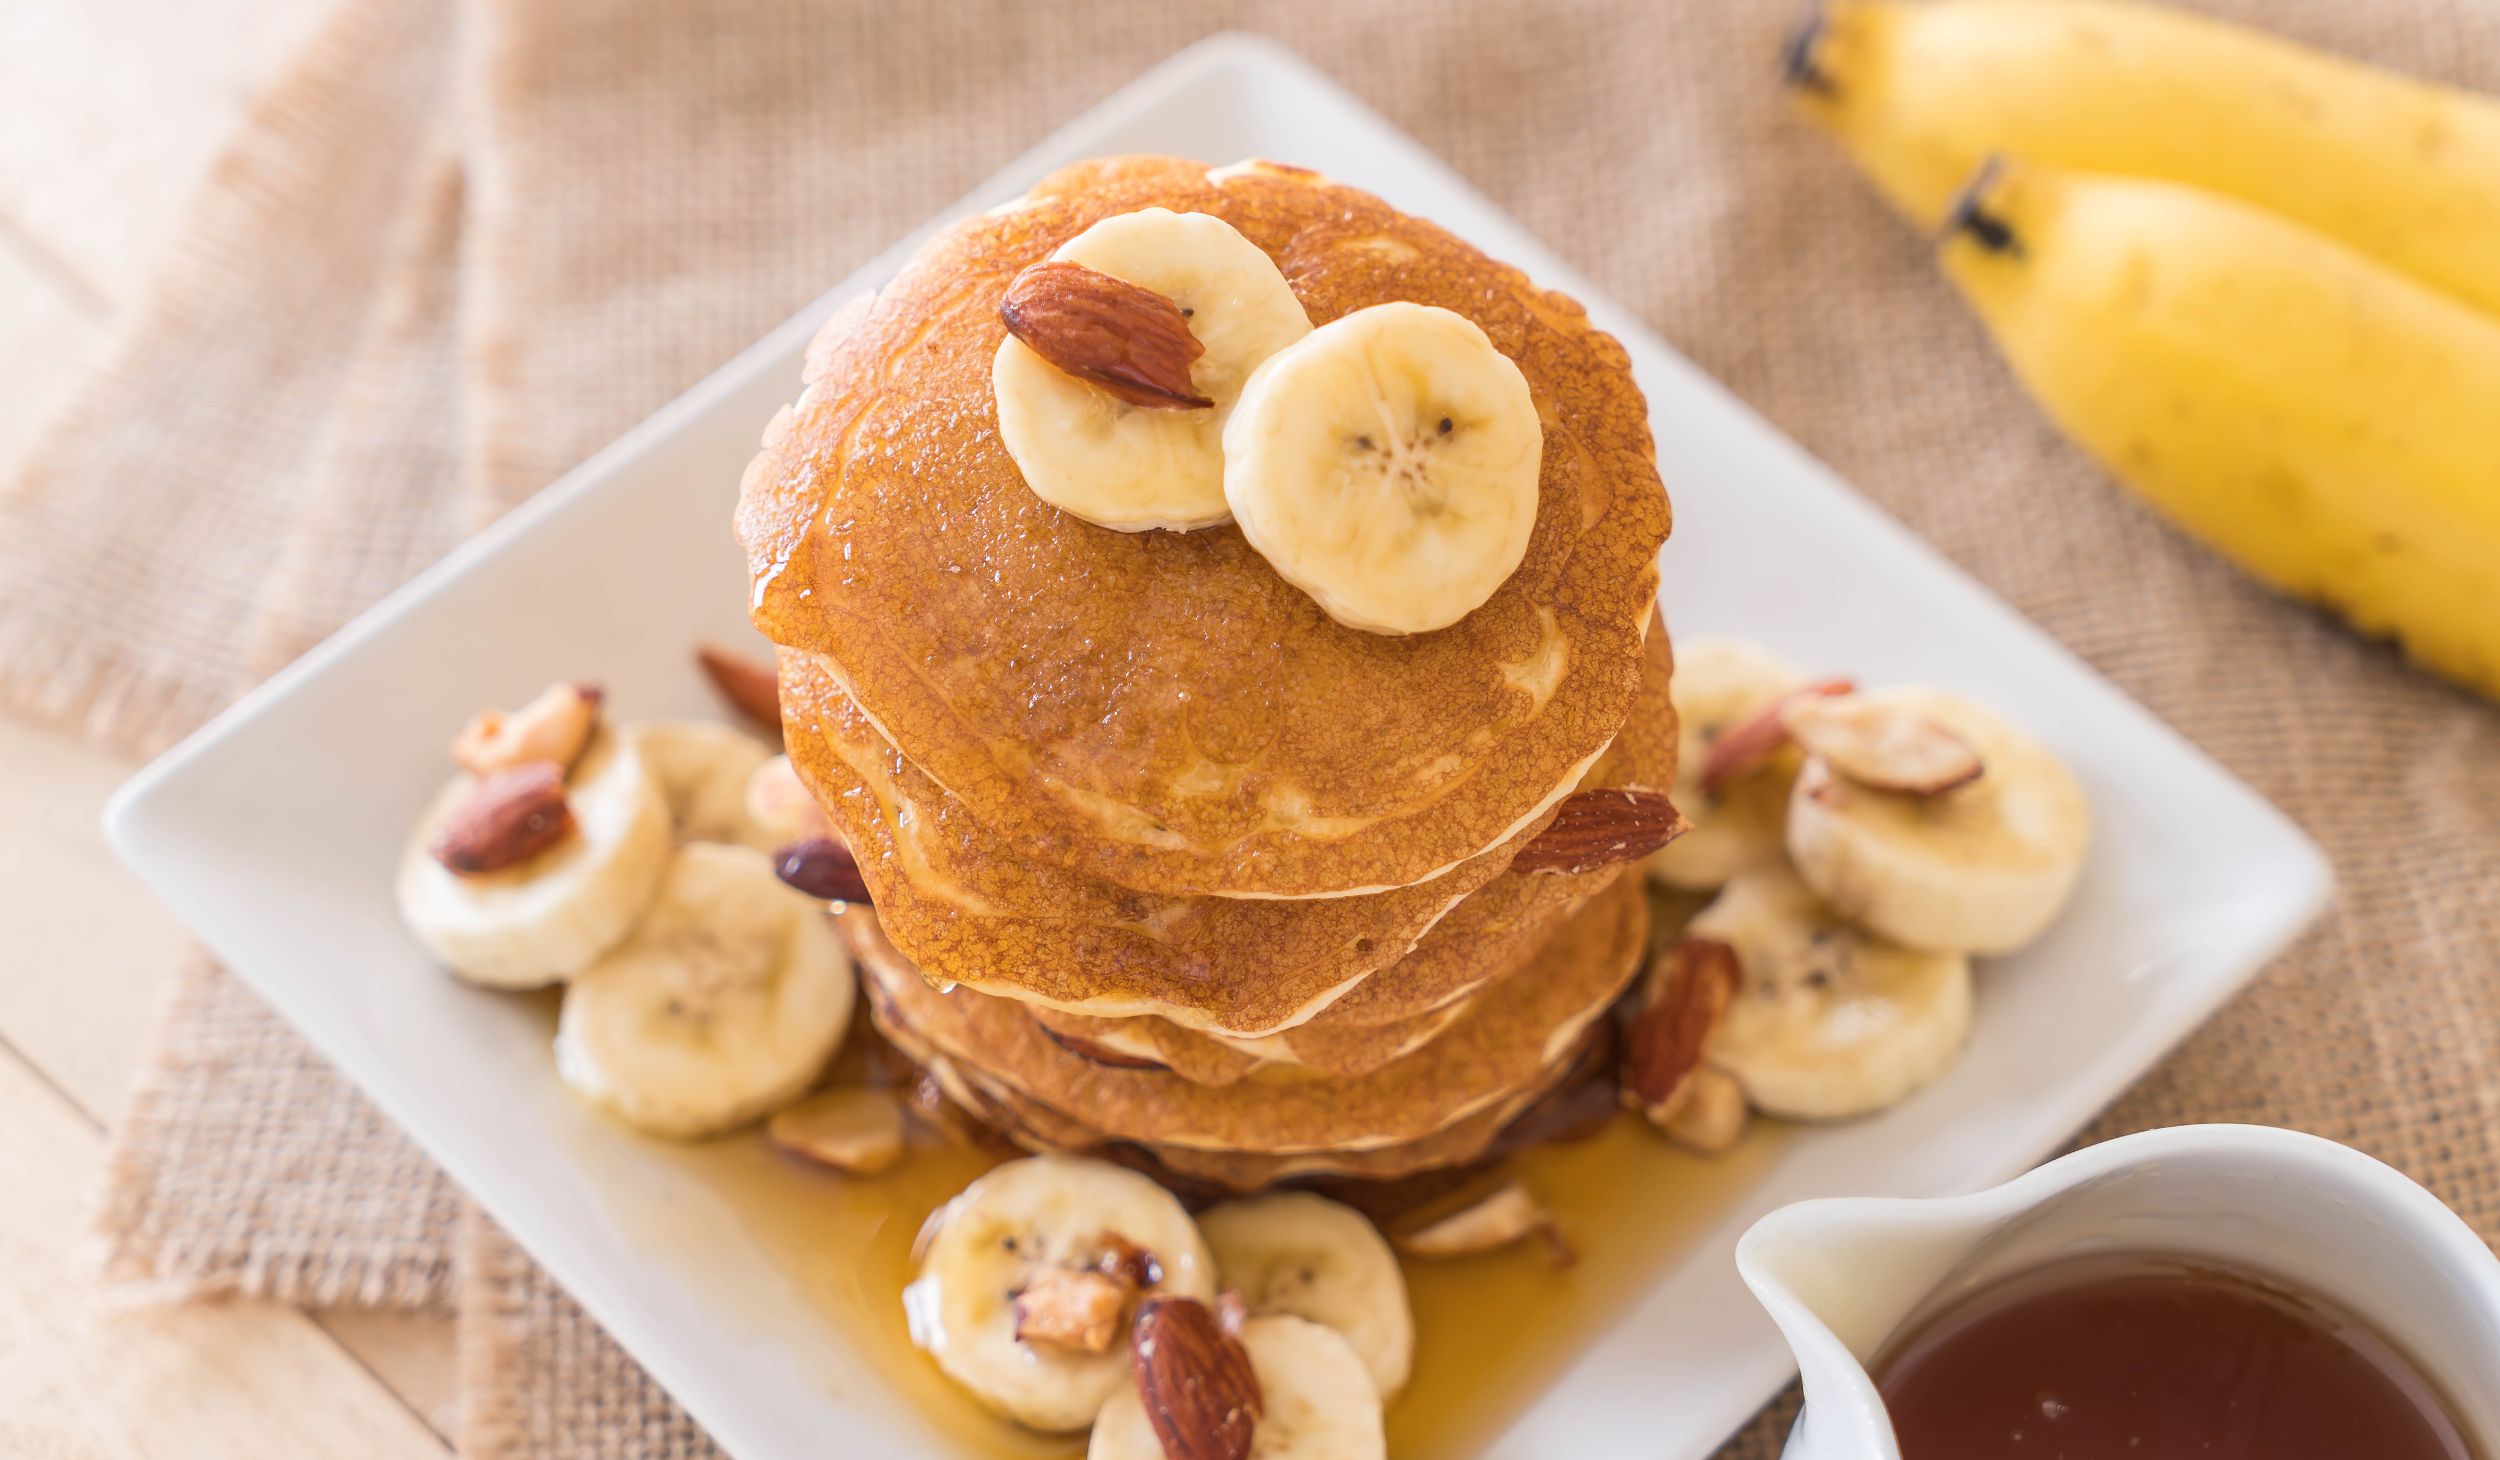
[
  {"left": 1790, "top": 0, "right": 2500, "bottom": 316},
  {"left": 1939, "top": 160, "right": 2500, "bottom": 698}
]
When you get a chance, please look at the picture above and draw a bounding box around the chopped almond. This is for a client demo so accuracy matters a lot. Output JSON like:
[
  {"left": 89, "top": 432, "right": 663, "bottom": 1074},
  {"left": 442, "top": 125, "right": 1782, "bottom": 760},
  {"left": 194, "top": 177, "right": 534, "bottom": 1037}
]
[
  {"left": 766, "top": 1088, "right": 907, "bottom": 1175},
  {"left": 1784, "top": 695, "right": 1984, "bottom": 796},
  {"left": 452, "top": 682, "right": 602, "bottom": 777},
  {"left": 1014, "top": 1266, "right": 1133, "bottom": 1354},
  {"left": 1396, "top": 1181, "right": 1557, "bottom": 1260},
  {"left": 1664, "top": 1068, "right": 1750, "bottom": 1155},
  {"left": 1696, "top": 678, "right": 1855, "bottom": 797}
]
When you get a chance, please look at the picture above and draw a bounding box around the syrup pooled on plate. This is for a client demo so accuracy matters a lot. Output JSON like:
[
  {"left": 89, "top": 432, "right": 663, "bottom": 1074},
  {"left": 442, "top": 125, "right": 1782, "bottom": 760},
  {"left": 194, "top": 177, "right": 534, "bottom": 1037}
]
[{"left": 1874, "top": 1253, "right": 2481, "bottom": 1460}]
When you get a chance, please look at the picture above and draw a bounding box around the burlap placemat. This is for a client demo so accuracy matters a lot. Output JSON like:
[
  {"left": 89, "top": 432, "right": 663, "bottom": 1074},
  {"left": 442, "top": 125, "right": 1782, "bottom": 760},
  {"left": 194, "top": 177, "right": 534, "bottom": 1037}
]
[{"left": 8, "top": 0, "right": 2493, "bottom": 1453}]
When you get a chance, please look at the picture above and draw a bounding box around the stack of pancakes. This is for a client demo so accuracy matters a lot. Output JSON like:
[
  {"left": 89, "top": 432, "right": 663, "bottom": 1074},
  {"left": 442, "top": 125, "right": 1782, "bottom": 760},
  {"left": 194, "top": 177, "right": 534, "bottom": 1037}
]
[{"left": 737, "top": 157, "right": 1673, "bottom": 1193}]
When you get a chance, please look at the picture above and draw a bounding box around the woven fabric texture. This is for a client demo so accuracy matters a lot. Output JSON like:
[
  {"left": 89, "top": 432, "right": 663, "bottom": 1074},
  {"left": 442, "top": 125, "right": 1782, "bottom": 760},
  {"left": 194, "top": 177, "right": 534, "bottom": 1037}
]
[{"left": 8, "top": 0, "right": 2492, "bottom": 1453}]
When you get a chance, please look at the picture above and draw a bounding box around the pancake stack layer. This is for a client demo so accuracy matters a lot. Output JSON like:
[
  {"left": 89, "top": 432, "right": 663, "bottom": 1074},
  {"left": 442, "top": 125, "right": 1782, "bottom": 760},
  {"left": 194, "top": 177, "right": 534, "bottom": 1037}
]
[{"left": 737, "top": 156, "right": 1673, "bottom": 1192}]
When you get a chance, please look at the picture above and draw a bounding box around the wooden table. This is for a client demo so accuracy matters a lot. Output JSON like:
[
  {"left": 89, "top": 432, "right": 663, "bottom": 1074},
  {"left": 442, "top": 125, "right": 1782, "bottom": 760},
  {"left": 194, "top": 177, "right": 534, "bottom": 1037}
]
[{"left": 1, "top": 1, "right": 458, "bottom": 1452}]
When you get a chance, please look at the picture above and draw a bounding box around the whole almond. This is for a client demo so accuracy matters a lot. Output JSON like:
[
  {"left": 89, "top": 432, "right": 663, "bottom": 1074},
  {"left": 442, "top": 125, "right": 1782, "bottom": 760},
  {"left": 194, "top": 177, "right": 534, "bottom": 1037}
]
[
  {"left": 1132, "top": 1296, "right": 1262, "bottom": 1460},
  {"left": 1508, "top": 786, "right": 1689, "bottom": 875},
  {"left": 696, "top": 643, "right": 783, "bottom": 734},
  {"left": 1000, "top": 259, "right": 1213, "bottom": 411},
  {"left": 774, "top": 836, "right": 872, "bottom": 905},
  {"left": 430, "top": 764, "right": 575, "bottom": 875},
  {"left": 1623, "top": 937, "right": 1740, "bottom": 1118}
]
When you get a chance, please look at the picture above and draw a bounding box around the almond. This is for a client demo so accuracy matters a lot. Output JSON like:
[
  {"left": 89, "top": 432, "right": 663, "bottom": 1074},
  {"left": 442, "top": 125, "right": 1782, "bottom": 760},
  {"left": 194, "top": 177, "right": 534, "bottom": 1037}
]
[
  {"left": 430, "top": 764, "right": 575, "bottom": 875},
  {"left": 765, "top": 1088, "right": 907, "bottom": 1175},
  {"left": 696, "top": 642, "right": 782, "bottom": 734},
  {"left": 1623, "top": 937, "right": 1740, "bottom": 1121},
  {"left": 1396, "top": 1181, "right": 1556, "bottom": 1260},
  {"left": 1784, "top": 695, "right": 1985, "bottom": 796},
  {"left": 1664, "top": 1067, "right": 1750, "bottom": 1155},
  {"left": 773, "top": 835, "right": 872, "bottom": 904},
  {"left": 1000, "top": 259, "right": 1213, "bottom": 411},
  {"left": 451, "top": 681, "right": 603, "bottom": 776},
  {"left": 1041, "top": 1026, "right": 1171, "bottom": 1072},
  {"left": 1097, "top": 1232, "right": 1166, "bottom": 1291},
  {"left": 1696, "top": 677, "right": 1856, "bottom": 797},
  {"left": 1015, "top": 1267, "right": 1133, "bottom": 1355},
  {"left": 1132, "top": 1296, "right": 1262, "bottom": 1460},
  {"left": 1507, "top": 786, "right": 1689, "bottom": 875}
]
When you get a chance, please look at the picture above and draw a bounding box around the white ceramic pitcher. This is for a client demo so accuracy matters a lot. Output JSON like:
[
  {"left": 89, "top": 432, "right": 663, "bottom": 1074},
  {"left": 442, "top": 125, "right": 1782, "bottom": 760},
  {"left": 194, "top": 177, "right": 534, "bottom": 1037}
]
[{"left": 1737, "top": 1124, "right": 2500, "bottom": 1460}]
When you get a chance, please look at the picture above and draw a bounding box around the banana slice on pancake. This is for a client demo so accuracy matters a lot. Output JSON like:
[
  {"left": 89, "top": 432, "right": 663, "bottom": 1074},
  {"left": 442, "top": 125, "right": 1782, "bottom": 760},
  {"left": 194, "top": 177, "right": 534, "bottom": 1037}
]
[
  {"left": 1090, "top": 1314, "right": 1387, "bottom": 1460},
  {"left": 904, "top": 1154, "right": 1215, "bottom": 1432},
  {"left": 631, "top": 720, "right": 776, "bottom": 847},
  {"left": 1198, "top": 1192, "right": 1413, "bottom": 1399},
  {"left": 555, "top": 841, "right": 853, "bottom": 1138},
  {"left": 1690, "top": 864, "right": 1971, "bottom": 1121},
  {"left": 994, "top": 208, "right": 1312, "bottom": 532},
  {"left": 1223, "top": 302, "right": 1542, "bottom": 635},
  {"left": 396, "top": 727, "right": 672, "bottom": 988},
  {"left": 1648, "top": 638, "right": 1810, "bottom": 891},
  {"left": 1785, "top": 688, "right": 2089, "bottom": 955}
]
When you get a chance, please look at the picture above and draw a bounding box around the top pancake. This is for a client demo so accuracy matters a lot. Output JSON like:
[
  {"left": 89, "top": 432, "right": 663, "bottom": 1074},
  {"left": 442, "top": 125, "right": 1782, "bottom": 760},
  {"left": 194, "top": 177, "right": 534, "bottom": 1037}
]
[{"left": 738, "top": 155, "right": 1670, "bottom": 899}]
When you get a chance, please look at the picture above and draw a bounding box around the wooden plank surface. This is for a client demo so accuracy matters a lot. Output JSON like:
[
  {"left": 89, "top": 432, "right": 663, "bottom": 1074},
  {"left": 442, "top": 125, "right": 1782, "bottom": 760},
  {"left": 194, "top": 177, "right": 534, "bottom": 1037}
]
[
  {"left": 0, "top": 1038, "right": 452, "bottom": 1459},
  {"left": 0, "top": 0, "right": 470, "bottom": 1448}
]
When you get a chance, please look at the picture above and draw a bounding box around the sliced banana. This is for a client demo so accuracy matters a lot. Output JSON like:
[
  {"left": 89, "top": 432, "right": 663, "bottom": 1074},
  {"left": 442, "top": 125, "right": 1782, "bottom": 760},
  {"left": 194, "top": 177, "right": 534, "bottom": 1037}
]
[
  {"left": 1785, "top": 688, "right": 2089, "bottom": 955},
  {"left": 905, "top": 1154, "right": 1215, "bottom": 1432},
  {"left": 631, "top": 720, "right": 776, "bottom": 848},
  {"left": 555, "top": 842, "right": 853, "bottom": 1138},
  {"left": 1090, "top": 1315, "right": 1387, "bottom": 1460},
  {"left": 1649, "top": 638, "right": 1809, "bottom": 891},
  {"left": 1224, "top": 302, "right": 1541, "bottom": 635},
  {"left": 994, "top": 208, "right": 1312, "bottom": 531},
  {"left": 396, "top": 728, "right": 672, "bottom": 988},
  {"left": 1199, "top": 1193, "right": 1412, "bottom": 1399},
  {"left": 1691, "top": 864, "right": 1971, "bottom": 1121}
]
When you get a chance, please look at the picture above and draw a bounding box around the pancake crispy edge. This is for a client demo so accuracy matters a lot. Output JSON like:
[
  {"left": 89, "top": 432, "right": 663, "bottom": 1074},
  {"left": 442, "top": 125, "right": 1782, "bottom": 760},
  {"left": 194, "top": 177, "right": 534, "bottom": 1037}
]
[{"left": 848, "top": 875, "right": 1648, "bottom": 1154}]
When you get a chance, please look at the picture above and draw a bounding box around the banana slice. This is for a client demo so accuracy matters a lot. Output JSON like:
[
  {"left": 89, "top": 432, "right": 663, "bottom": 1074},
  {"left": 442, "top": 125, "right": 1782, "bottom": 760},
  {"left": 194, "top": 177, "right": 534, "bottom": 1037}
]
[
  {"left": 1198, "top": 1192, "right": 1413, "bottom": 1399},
  {"left": 555, "top": 842, "right": 853, "bottom": 1138},
  {"left": 1649, "top": 637, "right": 1810, "bottom": 891},
  {"left": 1691, "top": 865, "right": 1971, "bottom": 1121},
  {"left": 1224, "top": 302, "right": 1541, "bottom": 635},
  {"left": 905, "top": 1154, "right": 1215, "bottom": 1432},
  {"left": 1090, "top": 1315, "right": 1387, "bottom": 1460},
  {"left": 396, "top": 727, "right": 672, "bottom": 988},
  {"left": 1785, "top": 688, "right": 2089, "bottom": 954},
  {"left": 631, "top": 720, "right": 776, "bottom": 848},
  {"left": 994, "top": 208, "right": 1312, "bottom": 531}
]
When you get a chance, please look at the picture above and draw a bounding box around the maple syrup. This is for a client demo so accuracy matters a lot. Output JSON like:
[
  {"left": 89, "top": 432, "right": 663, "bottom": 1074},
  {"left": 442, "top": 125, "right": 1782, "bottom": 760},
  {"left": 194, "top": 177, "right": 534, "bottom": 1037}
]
[
  {"left": 627, "top": 1097, "right": 1784, "bottom": 1459},
  {"left": 1874, "top": 1253, "right": 2482, "bottom": 1460}
]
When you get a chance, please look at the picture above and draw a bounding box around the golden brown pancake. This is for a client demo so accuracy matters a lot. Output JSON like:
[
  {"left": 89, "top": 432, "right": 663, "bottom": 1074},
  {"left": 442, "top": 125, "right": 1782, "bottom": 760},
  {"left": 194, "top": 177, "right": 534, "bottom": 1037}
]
[
  {"left": 784, "top": 621, "right": 1676, "bottom": 1036},
  {"left": 1031, "top": 987, "right": 1473, "bottom": 1082},
  {"left": 740, "top": 155, "right": 1670, "bottom": 899},
  {"left": 848, "top": 877, "right": 1647, "bottom": 1154}
]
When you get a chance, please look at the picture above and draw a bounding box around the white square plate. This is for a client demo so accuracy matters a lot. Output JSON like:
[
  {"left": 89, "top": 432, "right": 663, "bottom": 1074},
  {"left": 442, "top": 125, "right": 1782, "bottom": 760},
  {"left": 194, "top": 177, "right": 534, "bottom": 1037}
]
[{"left": 107, "top": 34, "right": 2329, "bottom": 1460}]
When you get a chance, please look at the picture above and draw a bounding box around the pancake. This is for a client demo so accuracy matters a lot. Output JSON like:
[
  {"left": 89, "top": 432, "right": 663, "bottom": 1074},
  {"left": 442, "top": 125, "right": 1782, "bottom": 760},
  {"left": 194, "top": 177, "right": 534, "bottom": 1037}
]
[
  {"left": 783, "top": 621, "right": 1676, "bottom": 1036},
  {"left": 848, "top": 876, "right": 1647, "bottom": 1154},
  {"left": 740, "top": 155, "right": 1670, "bottom": 899},
  {"left": 1026, "top": 1006, "right": 1265, "bottom": 1087},
  {"left": 900, "top": 1025, "right": 1616, "bottom": 1195},
  {"left": 1032, "top": 986, "right": 1474, "bottom": 1082}
]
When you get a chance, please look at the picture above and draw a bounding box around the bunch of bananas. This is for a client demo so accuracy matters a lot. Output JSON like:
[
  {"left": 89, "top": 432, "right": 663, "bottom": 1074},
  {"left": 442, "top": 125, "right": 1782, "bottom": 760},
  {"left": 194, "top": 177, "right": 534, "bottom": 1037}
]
[{"left": 1789, "top": 0, "right": 2500, "bottom": 700}]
